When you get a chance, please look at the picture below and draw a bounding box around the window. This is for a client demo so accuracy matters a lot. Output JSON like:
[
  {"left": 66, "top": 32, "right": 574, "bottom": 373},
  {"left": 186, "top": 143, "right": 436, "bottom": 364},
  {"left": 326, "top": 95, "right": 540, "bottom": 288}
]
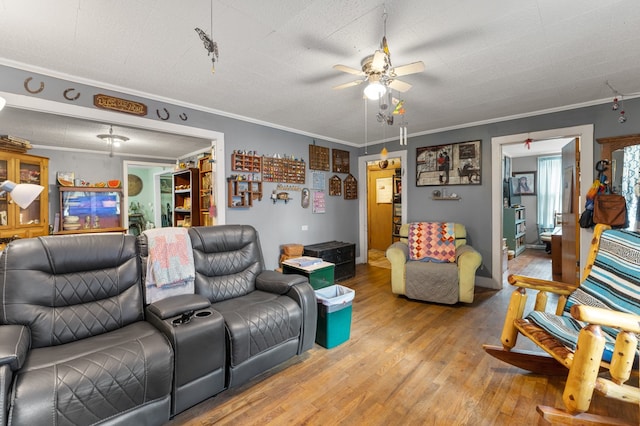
[{"left": 537, "top": 156, "right": 562, "bottom": 230}]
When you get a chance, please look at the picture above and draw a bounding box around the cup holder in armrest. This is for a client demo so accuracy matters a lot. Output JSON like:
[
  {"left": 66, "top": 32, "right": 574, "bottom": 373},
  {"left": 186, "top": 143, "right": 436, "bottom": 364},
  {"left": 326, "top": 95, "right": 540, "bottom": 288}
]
[{"left": 195, "top": 311, "right": 212, "bottom": 318}]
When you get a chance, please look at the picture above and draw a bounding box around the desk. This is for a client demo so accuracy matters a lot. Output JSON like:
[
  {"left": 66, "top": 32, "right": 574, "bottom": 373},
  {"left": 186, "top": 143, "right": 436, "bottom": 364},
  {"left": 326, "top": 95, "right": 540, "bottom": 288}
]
[{"left": 551, "top": 228, "right": 562, "bottom": 281}]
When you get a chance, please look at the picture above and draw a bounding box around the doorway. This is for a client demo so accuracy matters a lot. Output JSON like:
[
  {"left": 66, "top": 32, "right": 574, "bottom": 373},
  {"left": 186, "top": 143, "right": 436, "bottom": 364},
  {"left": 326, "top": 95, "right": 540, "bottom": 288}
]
[
  {"left": 357, "top": 149, "right": 407, "bottom": 264},
  {"left": 2, "top": 91, "right": 228, "bottom": 228},
  {"left": 491, "top": 125, "right": 594, "bottom": 288},
  {"left": 124, "top": 161, "right": 175, "bottom": 234}
]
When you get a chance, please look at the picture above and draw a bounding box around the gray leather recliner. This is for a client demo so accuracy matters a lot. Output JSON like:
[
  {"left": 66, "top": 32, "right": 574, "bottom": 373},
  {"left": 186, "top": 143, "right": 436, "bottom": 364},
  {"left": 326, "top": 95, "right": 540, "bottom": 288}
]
[
  {"left": 0, "top": 234, "right": 173, "bottom": 426},
  {"left": 188, "top": 225, "right": 317, "bottom": 388}
]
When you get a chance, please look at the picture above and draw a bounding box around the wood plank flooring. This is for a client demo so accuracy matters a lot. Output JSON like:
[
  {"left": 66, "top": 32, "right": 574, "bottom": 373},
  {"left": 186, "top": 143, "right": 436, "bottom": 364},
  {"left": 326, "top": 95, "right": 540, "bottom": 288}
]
[{"left": 167, "top": 249, "right": 638, "bottom": 425}]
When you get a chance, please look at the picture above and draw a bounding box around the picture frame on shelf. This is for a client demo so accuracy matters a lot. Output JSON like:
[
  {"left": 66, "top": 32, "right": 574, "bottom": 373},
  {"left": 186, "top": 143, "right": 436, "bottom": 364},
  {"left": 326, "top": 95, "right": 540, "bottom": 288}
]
[
  {"left": 416, "top": 140, "right": 481, "bottom": 186},
  {"left": 512, "top": 171, "right": 536, "bottom": 195}
]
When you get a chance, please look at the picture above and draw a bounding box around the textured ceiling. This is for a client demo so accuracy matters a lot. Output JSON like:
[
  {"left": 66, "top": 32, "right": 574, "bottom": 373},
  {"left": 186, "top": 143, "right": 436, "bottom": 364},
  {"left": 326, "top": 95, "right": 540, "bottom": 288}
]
[{"left": 1, "top": 0, "right": 639, "bottom": 157}]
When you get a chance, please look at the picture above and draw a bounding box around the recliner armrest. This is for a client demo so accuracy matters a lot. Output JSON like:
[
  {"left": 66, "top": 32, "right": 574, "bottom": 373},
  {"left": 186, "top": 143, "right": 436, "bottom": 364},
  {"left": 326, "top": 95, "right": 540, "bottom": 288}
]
[
  {"left": 256, "top": 270, "right": 307, "bottom": 294},
  {"left": 146, "top": 294, "right": 211, "bottom": 320},
  {"left": 0, "top": 325, "right": 30, "bottom": 371},
  {"left": 386, "top": 242, "right": 409, "bottom": 265},
  {"left": 456, "top": 244, "right": 482, "bottom": 267}
]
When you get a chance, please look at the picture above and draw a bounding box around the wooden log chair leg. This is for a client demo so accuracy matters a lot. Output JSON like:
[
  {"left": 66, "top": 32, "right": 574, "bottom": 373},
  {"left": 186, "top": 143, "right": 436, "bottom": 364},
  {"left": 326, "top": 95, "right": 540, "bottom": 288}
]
[{"left": 536, "top": 324, "right": 631, "bottom": 425}]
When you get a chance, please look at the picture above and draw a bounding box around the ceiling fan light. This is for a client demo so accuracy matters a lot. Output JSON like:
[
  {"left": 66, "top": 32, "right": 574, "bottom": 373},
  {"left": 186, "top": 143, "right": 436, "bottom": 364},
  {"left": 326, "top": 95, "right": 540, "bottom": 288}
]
[{"left": 364, "top": 81, "right": 386, "bottom": 100}]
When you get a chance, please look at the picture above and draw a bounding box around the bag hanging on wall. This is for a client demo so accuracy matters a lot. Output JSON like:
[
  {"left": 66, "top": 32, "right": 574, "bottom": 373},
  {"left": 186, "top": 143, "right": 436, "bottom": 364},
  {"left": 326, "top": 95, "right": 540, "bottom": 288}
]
[
  {"left": 592, "top": 194, "right": 627, "bottom": 227},
  {"left": 579, "top": 208, "right": 594, "bottom": 228}
]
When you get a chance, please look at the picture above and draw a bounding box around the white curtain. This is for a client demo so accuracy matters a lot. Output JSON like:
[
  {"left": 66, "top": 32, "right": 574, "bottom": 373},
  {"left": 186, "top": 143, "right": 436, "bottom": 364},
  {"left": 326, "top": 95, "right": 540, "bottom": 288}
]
[
  {"left": 622, "top": 145, "right": 640, "bottom": 231},
  {"left": 537, "top": 155, "right": 562, "bottom": 230}
]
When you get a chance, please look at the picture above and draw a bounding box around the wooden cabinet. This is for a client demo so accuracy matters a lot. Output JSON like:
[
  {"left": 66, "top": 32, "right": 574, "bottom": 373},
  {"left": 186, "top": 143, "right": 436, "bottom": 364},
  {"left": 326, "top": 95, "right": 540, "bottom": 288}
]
[
  {"left": 227, "top": 179, "right": 262, "bottom": 208},
  {"left": 173, "top": 168, "right": 200, "bottom": 227},
  {"left": 57, "top": 187, "right": 125, "bottom": 234},
  {"left": 503, "top": 206, "right": 526, "bottom": 257},
  {"left": 0, "top": 152, "right": 48, "bottom": 246}
]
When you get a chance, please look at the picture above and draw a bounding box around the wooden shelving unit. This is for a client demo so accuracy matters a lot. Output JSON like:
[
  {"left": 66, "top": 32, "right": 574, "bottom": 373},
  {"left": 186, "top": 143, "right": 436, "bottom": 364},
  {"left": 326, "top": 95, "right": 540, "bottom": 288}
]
[
  {"left": 227, "top": 179, "right": 263, "bottom": 208},
  {"left": 503, "top": 206, "right": 526, "bottom": 257},
  {"left": 173, "top": 168, "right": 199, "bottom": 227},
  {"left": 231, "top": 152, "right": 261, "bottom": 173},
  {"left": 262, "top": 157, "right": 305, "bottom": 183},
  {"left": 198, "top": 155, "right": 214, "bottom": 226},
  {"left": 392, "top": 173, "right": 402, "bottom": 241}
]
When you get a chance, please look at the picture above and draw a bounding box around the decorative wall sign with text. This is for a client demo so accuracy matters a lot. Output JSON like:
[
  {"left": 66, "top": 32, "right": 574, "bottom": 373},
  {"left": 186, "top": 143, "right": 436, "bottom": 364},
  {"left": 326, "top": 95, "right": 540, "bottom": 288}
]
[{"left": 94, "top": 94, "right": 148, "bottom": 116}]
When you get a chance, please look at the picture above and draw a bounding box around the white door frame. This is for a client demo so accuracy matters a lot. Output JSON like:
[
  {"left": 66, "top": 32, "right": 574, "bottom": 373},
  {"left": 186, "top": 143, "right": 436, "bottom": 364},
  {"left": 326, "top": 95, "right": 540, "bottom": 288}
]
[
  {"left": 1, "top": 91, "right": 226, "bottom": 226},
  {"left": 358, "top": 149, "right": 407, "bottom": 263},
  {"left": 491, "top": 124, "right": 594, "bottom": 288}
]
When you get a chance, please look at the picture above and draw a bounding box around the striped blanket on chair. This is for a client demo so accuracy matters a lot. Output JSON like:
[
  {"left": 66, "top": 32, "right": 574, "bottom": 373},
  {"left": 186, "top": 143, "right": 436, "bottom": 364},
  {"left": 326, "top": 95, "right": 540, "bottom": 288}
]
[{"left": 526, "top": 229, "right": 640, "bottom": 362}]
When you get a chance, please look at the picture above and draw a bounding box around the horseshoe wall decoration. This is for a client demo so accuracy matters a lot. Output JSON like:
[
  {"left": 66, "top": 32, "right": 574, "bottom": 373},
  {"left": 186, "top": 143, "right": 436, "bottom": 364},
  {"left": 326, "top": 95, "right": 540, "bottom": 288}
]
[
  {"left": 24, "top": 77, "right": 45, "bottom": 94},
  {"left": 179, "top": 112, "right": 188, "bottom": 121},
  {"left": 156, "top": 108, "right": 170, "bottom": 120},
  {"left": 63, "top": 88, "right": 81, "bottom": 101}
]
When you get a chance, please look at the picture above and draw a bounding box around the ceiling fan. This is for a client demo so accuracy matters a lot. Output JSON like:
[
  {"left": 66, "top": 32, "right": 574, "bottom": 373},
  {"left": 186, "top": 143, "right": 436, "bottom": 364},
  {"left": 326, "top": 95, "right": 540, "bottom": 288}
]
[{"left": 332, "top": 11, "right": 425, "bottom": 99}]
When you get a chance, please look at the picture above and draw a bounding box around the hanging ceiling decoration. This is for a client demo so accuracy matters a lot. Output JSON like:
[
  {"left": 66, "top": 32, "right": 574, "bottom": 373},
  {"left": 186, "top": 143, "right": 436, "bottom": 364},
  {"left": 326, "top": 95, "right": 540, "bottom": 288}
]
[
  {"left": 606, "top": 81, "right": 628, "bottom": 124},
  {"left": 332, "top": 6, "right": 425, "bottom": 100},
  {"left": 195, "top": 0, "right": 219, "bottom": 74},
  {"left": 97, "top": 125, "right": 129, "bottom": 157}
]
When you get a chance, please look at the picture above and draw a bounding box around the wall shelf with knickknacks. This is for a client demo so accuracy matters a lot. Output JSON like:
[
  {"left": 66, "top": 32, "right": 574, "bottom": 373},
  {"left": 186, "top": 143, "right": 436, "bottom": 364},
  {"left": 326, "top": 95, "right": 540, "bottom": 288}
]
[
  {"left": 262, "top": 156, "right": 305, "bottom": 183},
  {"left": 431, "top": 189, "right": 461, "bottom": 200},
  {"left": 227, "top": 178, "right": 263, "bottom": 208}
]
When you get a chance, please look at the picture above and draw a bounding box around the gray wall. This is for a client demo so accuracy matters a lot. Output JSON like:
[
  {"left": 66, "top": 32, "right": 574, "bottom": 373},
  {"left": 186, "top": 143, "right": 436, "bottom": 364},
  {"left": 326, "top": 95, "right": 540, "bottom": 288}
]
[
  {"left": 361, "top": 98, "right": 640, "bottom": 277},
  {"left": 3, "top": 63, "right": 640, "bottom": 275},
  {"left": 1, "top": 65, "right": 360, "bottom": 270}
]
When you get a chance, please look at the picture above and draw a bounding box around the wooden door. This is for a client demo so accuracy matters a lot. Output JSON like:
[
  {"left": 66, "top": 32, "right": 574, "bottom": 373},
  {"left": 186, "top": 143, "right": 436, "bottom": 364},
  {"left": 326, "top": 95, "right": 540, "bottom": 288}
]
[
  {"left": 367, "top": 167, "right": 396, "bottom": 251},
  {"left": 561, "top": 138, "right": 580, "bottom": 284}
]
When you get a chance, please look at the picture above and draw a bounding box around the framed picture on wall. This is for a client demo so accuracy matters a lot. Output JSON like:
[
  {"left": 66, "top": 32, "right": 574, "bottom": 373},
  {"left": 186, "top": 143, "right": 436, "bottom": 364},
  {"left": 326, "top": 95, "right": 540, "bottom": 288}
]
[
  {"left": 416, "top": 140, "right": 481, "bottom": 186},
  {"left": 512, "top": 171, "right": 536, "bottom": 195}
]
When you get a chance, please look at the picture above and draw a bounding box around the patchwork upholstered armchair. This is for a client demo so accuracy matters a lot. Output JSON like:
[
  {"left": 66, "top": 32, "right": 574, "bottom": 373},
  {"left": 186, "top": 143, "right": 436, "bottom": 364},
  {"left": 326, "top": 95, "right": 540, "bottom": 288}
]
[
  {"left": 385, "top": 222, "right": 482, "bottom": 304},
  {"left": 483, "top": 224, "right": 640, "bottom": 424}
]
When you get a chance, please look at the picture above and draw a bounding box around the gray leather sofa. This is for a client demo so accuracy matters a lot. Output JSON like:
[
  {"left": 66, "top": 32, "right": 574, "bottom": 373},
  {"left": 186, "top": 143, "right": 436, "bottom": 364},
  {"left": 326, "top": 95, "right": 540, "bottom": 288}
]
[
  {"left": 0, "top": 234, "right": 173, "bottom": 426},
  {"left": 187, "top": 225, "right": 317, "bottom": 388},
  {"left": 1, "top": 225, "right": 317, "bottom": 425}
]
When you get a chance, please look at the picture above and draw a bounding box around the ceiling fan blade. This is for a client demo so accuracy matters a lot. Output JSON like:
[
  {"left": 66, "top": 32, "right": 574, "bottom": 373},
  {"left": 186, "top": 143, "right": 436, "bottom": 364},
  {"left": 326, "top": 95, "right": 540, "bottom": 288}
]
[
  {"left": 332, "top": 79, "right": 366, "bottom": 90},
  {"left": 388, "top": 79, "right": 412, "bottom": 92},
  {"left": 371, "top": 50, "right": 387, "bottom": 72},
  {"left": 333, "top": 64, "right": 364, "bottom": 76},
  {"left": 391, "top": 61, "right": 425, "bottom": 77}
]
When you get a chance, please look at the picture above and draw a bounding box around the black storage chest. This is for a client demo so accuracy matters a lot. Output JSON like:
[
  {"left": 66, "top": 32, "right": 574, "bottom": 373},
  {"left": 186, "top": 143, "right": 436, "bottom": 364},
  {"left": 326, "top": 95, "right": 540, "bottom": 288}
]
[{"left": 303, "top": 241, "right": 355, "bottom": 282}]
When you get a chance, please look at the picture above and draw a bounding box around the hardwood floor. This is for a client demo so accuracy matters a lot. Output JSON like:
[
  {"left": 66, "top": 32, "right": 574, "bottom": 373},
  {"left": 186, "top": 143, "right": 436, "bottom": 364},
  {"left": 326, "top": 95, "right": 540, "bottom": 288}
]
[{"left": 167, "top": 249, "right": 637, "bottom": 426}]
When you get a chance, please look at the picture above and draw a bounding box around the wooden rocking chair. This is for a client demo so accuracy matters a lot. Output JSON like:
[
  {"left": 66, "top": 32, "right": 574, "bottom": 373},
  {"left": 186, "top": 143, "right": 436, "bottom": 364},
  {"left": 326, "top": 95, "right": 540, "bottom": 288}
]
[{"left": 483, "top": 224, "right": 640, "bottom": 425}]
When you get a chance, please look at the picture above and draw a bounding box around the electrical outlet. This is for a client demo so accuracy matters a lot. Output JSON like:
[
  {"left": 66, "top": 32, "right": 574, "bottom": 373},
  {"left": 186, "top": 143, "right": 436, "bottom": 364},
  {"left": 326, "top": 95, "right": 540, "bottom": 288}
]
[{"left": 301, "top": 225, "right": 308, "bottom": 231}]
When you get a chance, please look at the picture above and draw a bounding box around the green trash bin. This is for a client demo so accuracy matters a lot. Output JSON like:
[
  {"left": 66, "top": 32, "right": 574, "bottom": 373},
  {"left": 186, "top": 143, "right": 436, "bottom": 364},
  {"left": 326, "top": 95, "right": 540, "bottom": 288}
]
[{"left": 315, "top": 284, "right": 355, "bottom": 349}]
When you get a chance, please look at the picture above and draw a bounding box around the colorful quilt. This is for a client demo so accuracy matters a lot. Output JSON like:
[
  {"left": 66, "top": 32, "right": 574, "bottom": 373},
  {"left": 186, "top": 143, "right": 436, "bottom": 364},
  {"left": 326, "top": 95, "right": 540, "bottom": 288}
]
[
  {"left": 408, "top": 222, "right": 456, "bottom": 263},
  {"left": 527, "top": 229, "right": 640, "bottom": 362}
]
